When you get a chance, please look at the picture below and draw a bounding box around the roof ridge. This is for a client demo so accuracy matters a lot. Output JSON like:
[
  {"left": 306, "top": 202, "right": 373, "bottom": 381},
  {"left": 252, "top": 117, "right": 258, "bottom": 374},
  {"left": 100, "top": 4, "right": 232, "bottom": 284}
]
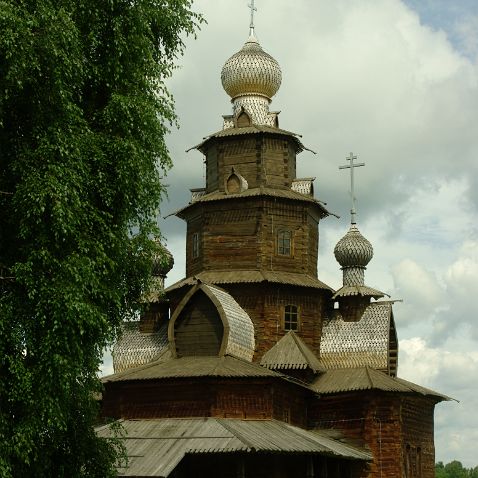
[
  {"left": 364, "top": 366, "right": 374, "bottom": 389},
  {"left": 217, "top": 419, "right": 255, "bottom": 451},
  {"left": 291, "top": 332, "right": 321, "bottom": 371}
]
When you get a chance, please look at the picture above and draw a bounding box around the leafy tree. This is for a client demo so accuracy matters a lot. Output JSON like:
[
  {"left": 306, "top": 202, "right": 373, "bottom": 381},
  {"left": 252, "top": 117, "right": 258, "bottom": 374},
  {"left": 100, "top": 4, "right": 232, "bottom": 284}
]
[
  {"left": 436, "top": 462, "right": 448, "bottom": 478},
  {"left": 435, "top": 461, "right": 478, "bottom": 478},
  {"left": 445, "top": 461, "right": 471, "bottom": 478},
  {"left": 0, "top": 0, "right": 202, "bottom": 476}
]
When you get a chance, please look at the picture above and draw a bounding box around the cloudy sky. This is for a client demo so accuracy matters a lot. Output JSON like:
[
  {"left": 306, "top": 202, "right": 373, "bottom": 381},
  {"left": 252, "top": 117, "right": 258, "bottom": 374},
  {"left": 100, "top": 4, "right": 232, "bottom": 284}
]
[{"left": 104, "top": 0, "right": 478, "bottom": 467}]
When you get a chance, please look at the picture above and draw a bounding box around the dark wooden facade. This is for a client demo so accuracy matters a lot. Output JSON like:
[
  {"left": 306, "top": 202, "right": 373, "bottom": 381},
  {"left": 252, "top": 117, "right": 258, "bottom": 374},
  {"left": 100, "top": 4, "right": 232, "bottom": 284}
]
[
  {"left": 183, "top": 195, "right": 323, "bottom": 278},
  {"left": 103, "top": 377, "right": 308, "bottom": 426},
  {"left": 309, "top": 393, "right": 438, "bottom": 478},
  {"left": 203, "top": 135, "right": 298, "bottom": 193}
]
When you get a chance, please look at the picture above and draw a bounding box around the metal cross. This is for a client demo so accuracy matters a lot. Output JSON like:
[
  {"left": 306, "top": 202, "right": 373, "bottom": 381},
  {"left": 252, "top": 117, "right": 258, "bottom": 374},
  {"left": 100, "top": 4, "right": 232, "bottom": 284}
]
[
  {"left": 248, "top": 0, "right": 257, "bottom": 36},
  {"left": 339, "top": 152, "right": 365, "bottom": 225}
]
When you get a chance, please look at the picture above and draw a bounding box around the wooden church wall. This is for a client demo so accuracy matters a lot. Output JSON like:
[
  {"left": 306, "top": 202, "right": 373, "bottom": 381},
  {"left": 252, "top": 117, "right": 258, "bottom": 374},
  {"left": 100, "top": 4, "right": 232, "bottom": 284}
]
[
  {"left": 401, "top": 396, "right": 436, "bottom": 478},
  {"left": 221, "top": 283, "right": 326, "bottom": 359},
  {"left": 102, "top": 379, "right": 308, "bottom": 424},
  {"left": 205, "top": 135, "right": 298, "bottom": 193},
  {"left": 309, "top": 392, "right": 437, "bottom": 478},
  {"left": 185, "top": 199, "right": 320, "bottom": 278}
]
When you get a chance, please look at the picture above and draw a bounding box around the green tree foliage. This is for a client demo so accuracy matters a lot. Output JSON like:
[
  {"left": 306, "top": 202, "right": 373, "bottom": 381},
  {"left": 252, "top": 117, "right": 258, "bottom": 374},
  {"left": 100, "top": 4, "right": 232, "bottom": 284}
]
[
  {"left": 436, "top": 461, "right": 478, "bottom": 478},
  {"left": 0, "top": 1, "right": 202, "bottom": 476}
]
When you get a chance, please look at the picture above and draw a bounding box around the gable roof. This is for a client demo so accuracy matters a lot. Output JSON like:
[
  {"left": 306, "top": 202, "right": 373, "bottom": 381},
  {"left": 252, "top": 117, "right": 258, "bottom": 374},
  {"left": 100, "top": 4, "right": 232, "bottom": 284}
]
[
  {"left": 260, "top": 331, "right": 324, "bottom": 372},
  {"left": 319, "top": 302, "right": 395, "bottom": 372},
  {"left": 96, "top": 418, "right": 372, "bottom": 477},
  {"left": 310, "top": 367, "right": 452, "bottom": 401},
  {"left": 168, "top": 283, "right": 255, "bottom": 361}
]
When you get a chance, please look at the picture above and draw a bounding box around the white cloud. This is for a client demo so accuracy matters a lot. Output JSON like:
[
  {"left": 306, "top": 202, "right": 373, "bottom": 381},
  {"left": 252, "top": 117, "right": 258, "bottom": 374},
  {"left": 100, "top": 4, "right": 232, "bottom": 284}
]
[{"left": 400, "top": 337, "right": 478, "bottom": 467}]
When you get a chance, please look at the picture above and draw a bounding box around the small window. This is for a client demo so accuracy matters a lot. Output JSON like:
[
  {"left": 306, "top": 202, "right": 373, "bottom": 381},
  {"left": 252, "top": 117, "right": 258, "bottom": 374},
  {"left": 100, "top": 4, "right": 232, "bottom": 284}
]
[
  {"left": 192, "top": 232, "right": 200, "bottom": 258},
  {"left": 284, "top": 305, "right": 299, "bottom": 331},
  {"left": 277, "top": 230, "right": 292, "bottom": 256}
]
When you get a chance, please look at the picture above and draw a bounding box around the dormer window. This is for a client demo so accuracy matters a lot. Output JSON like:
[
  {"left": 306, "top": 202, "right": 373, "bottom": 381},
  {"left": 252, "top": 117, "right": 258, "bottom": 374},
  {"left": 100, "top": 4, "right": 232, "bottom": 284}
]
[
  {"left": 236, "top": 110, "right": 251, "bottom": 127},
  {"left": 284, "top": 305, "right": 299, "bottom": 331},
  {"left": 277, "top": 230, "right": 292, "bottom": 256},
  {"left": 192, "top": 232, "right": 200, "bottom": 259}
]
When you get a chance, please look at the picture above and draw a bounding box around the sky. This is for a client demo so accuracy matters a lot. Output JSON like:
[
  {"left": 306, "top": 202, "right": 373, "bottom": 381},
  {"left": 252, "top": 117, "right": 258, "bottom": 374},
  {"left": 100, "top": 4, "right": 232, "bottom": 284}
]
[{"left": 101, "top": 0, "right": 478, "bottom": 467}]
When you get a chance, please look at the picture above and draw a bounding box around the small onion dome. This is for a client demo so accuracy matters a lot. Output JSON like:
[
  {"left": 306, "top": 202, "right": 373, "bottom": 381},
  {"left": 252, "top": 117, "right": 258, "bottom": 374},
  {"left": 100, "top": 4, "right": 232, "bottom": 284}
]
[
  {"left": 334, "top": 224, "right": 373, "bottom": 268},
  {"left": 152, "top": 241, "right": 174, "bottom": 277},
  {"left": 221, "top": 35, "right": 282, "bottom": 100}
]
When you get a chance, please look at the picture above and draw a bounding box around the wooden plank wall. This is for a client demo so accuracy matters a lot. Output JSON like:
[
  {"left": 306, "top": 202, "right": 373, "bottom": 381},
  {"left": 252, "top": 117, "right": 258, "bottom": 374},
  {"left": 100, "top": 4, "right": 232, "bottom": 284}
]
[
  {"left": 224, "top": 284, "right": 326, "bottom": 360},
  {"left": 401, "top": 396, "right": 436, "bottom": 478},
  {"left": 309, "top": 392, "right": 438, "bottom": 478},
  {"left": 205, "top": 135, "right": 298, "bottom": 193},
  {"left": 185, "top": 198, "right": 320, "bottom": 278},
  {"left": 174, "top": 290, "right": 223, "bottom": 357},
  {"left": 103, "top": 379, "right": 282, "bottom": 420}
]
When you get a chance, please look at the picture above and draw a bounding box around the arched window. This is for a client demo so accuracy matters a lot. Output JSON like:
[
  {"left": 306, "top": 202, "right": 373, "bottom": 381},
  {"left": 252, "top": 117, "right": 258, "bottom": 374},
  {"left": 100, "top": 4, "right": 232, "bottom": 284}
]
[
  {"left": 284, "top": 305, "right": 299, "bottom": 331},
  {"left": 277, "top": 230, "right": 292, "bottom": 256}
]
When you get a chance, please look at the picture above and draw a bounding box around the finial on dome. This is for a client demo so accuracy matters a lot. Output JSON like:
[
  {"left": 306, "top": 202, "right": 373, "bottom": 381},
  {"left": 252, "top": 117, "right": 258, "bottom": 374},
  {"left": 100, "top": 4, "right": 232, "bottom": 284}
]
[
  {"left": 335, "top": 153, "right": 374, "bottom": 287},
  {"left": 220, "top": 2, "right": 282, "bottom": 128},
  {"left": 339, "top": 152, "right": 365, "bottom": 225},
  {"left": 248, "top": 0, "right": 257, "bottom": 38}
]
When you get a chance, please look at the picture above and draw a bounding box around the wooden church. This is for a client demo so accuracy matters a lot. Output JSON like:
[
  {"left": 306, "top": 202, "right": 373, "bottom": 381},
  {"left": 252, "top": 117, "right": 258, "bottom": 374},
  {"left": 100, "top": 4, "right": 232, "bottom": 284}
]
[{"left": 98, "top": 8, "right": 449, "bottom": 478}]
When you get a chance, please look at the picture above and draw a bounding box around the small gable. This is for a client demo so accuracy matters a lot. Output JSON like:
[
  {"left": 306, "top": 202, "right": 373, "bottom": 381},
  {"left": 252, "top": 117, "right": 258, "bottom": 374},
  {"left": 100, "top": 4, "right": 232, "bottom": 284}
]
[
  {"left": 261, "top": 331, "right": 324, "bottom": 373},
  {"left": 173, "top": 289, "right": 223, "bottom": 357},
  {"left": 169, "top": 283, "right": 255, "bottom": 361},
  {"left": 236, "top": 110, "right": 251, "bottom": 127}
]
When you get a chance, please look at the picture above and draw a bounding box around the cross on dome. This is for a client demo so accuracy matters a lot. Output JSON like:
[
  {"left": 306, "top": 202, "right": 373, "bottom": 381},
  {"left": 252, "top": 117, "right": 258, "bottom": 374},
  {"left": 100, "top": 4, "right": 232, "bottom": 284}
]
[
  {"left": 339, "top": 152, "right": 365, "bottom": 225},
  {"left": 248, "top": 0, "right": 257, "bottom": 36}
]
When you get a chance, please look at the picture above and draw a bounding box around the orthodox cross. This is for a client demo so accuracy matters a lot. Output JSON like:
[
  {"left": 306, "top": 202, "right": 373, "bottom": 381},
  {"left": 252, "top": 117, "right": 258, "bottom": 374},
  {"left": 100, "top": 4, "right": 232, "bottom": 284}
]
[
  {"left": 248, "top": 0, "right": 257, "bottom": 36},
  {"left": 339, "top": 152, "right": 365, "bottom": 225}
]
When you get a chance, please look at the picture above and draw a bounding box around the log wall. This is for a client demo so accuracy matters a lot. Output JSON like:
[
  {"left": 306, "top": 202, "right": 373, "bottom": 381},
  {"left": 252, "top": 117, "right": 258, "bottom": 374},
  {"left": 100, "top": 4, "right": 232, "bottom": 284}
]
[
  {"left": 174, "top": 290, "right": 223, "bottom": 357},
  {"left": 220, "top": 284, "right": 326, "bottom": 360},
  {"left": 204, "top": 135, "right": 297, "bottom": 193},
  {"left": 309, "top": 392, "right": 438, "bottom": 478},
  {"left": 102, "top": 379, "right": 307, "bottom": 424},
  {"left": 185, "top": 199, "right": 321, "bottom": 278}
]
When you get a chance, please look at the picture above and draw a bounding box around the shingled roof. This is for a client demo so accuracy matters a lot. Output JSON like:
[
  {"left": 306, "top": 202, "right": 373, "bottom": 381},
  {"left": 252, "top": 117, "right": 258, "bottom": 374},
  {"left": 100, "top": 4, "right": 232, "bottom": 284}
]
[
  {"left": 260, "top": 331, "right": 324, "bottom": 372},
  {"left": 188, "top": 125, "right": 313, "bottom": 154},
  {"left": 310, "top": 367, "right": 452, "bottom": 401},
  {"left": 112, "top": 321, "right": 168, "bottom": 374},
  {"left": 96, "top": 418, "right": 372, "bottom": 477},
  {"left": 171, "top": 186, "right": 333, "bottom": 221},
  {"left": 165, "top": 271, "right": 333, "bottom": 293},
  {"left": 103, "top": 355, "right": 281, "bottom": 383},
  {"left": 332, "top": 285, "right": 387, "bottom": 300},
  {"left": 319, "top": 302, "right": 396, "bottom": 373}
]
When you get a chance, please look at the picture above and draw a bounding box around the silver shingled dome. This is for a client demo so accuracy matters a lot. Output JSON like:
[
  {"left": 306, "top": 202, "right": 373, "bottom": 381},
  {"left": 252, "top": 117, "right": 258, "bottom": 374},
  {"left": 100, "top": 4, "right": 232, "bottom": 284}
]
[
  {"left": 221, "top": 35, "right": 282, "bottom": 100},
  {"left": 334, "top": 224, "right": 374, "bottom": 268}
]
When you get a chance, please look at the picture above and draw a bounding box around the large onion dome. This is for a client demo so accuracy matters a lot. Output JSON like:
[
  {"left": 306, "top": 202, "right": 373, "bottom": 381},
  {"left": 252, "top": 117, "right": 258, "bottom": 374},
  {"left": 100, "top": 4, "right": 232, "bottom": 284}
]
[
  {"left": 334, "top": 224, "right": 373, "bottom": 269},
  {"left": 221, "top": 35, "right": 282, "bottom": 101}
]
